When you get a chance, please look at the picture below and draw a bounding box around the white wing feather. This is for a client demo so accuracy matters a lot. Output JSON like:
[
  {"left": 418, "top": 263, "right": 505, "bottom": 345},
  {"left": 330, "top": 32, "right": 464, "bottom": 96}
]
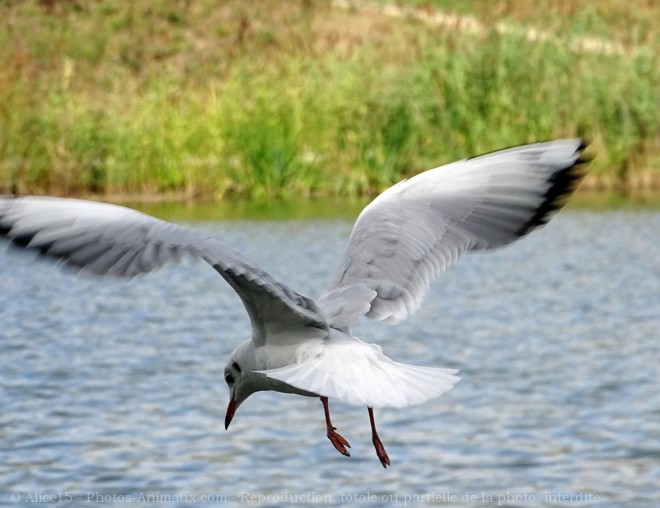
[
  {"left": 320, "top": 139, "right": 589, "bottom": 327},
  {"left": 0, "top": 197, "right": 327, "bottom": 344}
]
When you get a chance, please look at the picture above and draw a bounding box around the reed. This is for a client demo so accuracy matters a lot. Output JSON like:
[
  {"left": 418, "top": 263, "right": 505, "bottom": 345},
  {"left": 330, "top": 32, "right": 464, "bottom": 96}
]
[{"left": 1, "top": 0, "right": 658, "bottom": 198}]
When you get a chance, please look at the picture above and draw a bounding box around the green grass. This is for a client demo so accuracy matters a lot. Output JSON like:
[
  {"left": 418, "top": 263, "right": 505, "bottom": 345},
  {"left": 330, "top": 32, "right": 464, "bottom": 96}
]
[{"left": 0, "top": 0, "right": 658, "bottom": 199}]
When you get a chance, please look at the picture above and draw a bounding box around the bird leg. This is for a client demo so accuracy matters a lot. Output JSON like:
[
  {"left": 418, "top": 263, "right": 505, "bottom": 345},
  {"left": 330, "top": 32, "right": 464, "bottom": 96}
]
[
  {"left": 368, "top": 406, "right": 391, "bottom": 468},
  {"left": 320, "top": 396, "right": 350, "bottom": 457}
]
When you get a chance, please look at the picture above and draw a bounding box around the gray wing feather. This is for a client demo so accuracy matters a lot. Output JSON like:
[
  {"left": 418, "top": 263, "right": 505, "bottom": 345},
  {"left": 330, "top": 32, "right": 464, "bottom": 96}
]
[
  {"left": 0, "top": 197, "right": 327, "bottom": 343},
  {"left": 320, "top": 139, "right": 590, "bottom": 326}
]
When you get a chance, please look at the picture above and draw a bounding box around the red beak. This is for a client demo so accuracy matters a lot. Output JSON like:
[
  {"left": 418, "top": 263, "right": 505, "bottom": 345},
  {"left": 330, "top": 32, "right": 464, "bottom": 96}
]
[{"left": 225, "top": 398, "right": 238, "bottom": 430}]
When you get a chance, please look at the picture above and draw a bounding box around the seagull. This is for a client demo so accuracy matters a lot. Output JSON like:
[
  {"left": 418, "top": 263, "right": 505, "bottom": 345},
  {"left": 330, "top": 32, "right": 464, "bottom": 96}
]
[{"left": 0, "top": 139, "right": 589, "bottom": 467}]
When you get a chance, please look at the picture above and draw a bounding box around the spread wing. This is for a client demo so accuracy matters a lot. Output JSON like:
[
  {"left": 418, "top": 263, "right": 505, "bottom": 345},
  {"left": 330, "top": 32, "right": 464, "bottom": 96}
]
[
  {"left": 0, "top": 197, "right": 327, "bottom": 343},
  {"left": 318, "top": 139, "right": 590, "bottom": 327}
]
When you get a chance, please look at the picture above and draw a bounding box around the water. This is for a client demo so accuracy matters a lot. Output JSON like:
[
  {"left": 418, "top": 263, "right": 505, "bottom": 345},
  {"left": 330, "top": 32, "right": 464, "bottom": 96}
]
[{"left": 0, "top": 209, "right": 658, "bottom": 507}]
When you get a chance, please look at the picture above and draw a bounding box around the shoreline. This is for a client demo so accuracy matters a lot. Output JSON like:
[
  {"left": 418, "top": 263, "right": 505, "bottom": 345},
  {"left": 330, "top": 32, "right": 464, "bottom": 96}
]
[
  {"left": 5, "top": 185, "right": 658, "bottom": 211},
  {"left": 1, "top": 1, "right": 657, "bottom": 199}
]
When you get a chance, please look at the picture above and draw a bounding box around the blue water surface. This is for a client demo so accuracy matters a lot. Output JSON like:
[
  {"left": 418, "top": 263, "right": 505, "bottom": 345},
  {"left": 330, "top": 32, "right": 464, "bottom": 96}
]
[{"left": 0, "top": 210, "right": 658, "bottom": 507}]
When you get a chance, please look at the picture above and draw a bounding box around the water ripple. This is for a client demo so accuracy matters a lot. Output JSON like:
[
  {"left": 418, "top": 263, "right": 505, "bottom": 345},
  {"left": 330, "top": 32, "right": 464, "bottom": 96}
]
[{"left": 1, "top": 211, "right": 658, "bottom": 507}]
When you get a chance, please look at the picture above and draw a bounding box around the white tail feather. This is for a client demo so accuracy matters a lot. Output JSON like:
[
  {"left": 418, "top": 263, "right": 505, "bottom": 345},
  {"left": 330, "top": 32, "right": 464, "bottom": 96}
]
[{"left": 258, "top": 337, "right": 460, "bottom": 408}]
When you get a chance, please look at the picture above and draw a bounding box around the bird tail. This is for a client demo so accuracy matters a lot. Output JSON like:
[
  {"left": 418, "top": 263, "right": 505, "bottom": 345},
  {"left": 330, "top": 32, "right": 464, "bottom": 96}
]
[{"left": 258, "top": 338, "right": 460, "bottom": 409}]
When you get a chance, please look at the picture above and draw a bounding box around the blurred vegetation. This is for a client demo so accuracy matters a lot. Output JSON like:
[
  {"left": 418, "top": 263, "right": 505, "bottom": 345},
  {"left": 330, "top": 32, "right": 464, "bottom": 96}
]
[{"left": 0, "top": 0, "right": 658, "bottom": 199}]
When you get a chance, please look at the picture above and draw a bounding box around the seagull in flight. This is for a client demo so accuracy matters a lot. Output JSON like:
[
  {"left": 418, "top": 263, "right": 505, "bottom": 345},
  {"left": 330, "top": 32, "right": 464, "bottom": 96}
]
[{"left": 0, "top": 139, "right": 589, "bottom": 467}]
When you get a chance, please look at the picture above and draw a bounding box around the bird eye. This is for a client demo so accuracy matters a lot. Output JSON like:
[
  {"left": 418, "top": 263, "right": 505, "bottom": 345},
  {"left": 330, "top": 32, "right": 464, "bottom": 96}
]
[{"left": 225, "top": 373, "right": 235, "bottom": 384}]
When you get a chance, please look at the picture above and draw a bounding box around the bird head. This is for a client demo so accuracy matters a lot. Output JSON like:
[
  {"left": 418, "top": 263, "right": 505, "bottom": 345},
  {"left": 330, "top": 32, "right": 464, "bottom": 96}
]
[{"left": 223, "top": 341, "right": 258, "bottom": 430}]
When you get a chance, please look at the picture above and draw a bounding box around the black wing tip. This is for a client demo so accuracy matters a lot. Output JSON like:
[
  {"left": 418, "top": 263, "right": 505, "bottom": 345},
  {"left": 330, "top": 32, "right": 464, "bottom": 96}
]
[
  {"left": 516, "top": 140, "right": 592, "bottom": 236},
  {"left": 0, "top": 209, "right": 53, "bottom": 253},
  {"left": 8, "top": 231, "right": 36, "bottom": 249},
  {"left": 0, "top": 215, "right": 77, "bottom": 267},
  {"left": 3, "top": 228, "right": 59, "bottom": 258},
  {"left": 0, "top": 196, "right": 21, "bottom": 238}
]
